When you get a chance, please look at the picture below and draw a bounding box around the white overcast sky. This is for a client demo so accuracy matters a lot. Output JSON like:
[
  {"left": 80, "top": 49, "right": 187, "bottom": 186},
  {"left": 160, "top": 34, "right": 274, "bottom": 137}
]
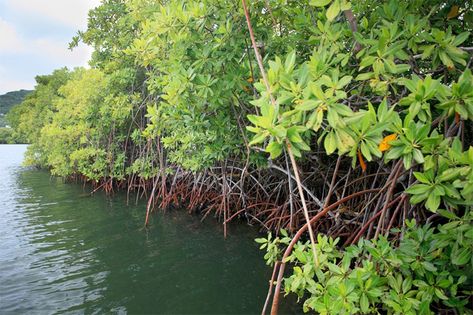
[{"left": 0, "top": 0, "right": 101, "bottom": 94}]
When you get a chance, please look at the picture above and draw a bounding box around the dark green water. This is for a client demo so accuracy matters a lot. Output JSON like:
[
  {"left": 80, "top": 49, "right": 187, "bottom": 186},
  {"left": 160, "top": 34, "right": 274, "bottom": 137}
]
[{"left": 0, "top": 145, "right": 296, "bottom": 314}]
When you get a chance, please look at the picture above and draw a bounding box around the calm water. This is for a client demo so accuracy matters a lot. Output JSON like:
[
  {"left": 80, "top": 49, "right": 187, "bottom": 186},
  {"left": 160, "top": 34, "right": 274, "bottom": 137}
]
[{"left": 0, "top": 145, "right": 296, "bottom": 314}]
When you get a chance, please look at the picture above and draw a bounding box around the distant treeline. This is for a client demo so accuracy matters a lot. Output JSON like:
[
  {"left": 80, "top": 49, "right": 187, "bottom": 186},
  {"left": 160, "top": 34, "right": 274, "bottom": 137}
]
[
  {"left": 0, "top": 90, "right": 31, "bottom": 117},
  {"left": 0, "top": 89, "right": 32, "bottom": 143}
]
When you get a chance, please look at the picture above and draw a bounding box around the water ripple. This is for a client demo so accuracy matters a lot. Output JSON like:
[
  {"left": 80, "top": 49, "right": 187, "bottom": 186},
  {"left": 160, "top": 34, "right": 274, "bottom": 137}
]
[{"left": 0, "top": 145, "right": 298, "bottom": 314}]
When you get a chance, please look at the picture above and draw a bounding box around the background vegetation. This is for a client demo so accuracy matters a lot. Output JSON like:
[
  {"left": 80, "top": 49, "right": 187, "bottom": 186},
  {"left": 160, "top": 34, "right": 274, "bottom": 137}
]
[
  {"left": 0, "top": 89, "right": 31, "bottom": 124},
  {"left": 0, "top": 89, "right": 31, "bottom": 143},
  {"left": 5, "top": 0, "right": 472, "bottom": 313}
]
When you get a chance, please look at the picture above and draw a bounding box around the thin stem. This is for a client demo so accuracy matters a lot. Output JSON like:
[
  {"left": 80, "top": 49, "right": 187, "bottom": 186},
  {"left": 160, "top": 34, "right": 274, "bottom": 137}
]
[
  {"left": 270, "top": 189, "right": 380, "bottom": 314},
  {"left": 242, "top": 0, "right": 319, "bottom": 267}
]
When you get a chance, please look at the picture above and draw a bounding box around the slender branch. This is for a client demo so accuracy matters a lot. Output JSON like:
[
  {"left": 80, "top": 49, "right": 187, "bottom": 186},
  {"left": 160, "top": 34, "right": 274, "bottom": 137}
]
[
  {"left": 374, "top": 160, "right": 403, "bottom": 239},
  {"left": 269, "top": 164, "right": 324, "bottom": 208},
  {"left": 262, "top": 261, "right": 280, "bottom": 315},
  {"left": 343, "top": 10, "right": 362, "bottom": 53},
  {"left": 324, "top": 156, "right": 341, "bottom": 208},
  {"left": 241, "top": 0, "right": 319, "bottom": 267},
  {"left": 270, "top": 188, "right": 380, "bottom": 314},
  {"left": 284, "top": 150, "right": 295, "bottom": 231},
  {"left": 287, "top": 142, "right": 319, "bottom": 266},
  {"left": 241, "top": 0, "right": 276, "bottom": 105}
]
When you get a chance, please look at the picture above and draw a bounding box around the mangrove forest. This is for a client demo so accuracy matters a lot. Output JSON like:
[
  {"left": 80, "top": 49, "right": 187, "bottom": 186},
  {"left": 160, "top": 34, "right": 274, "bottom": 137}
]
[{"left": 2, "top": 0, "right": 473, "bottom": 314}]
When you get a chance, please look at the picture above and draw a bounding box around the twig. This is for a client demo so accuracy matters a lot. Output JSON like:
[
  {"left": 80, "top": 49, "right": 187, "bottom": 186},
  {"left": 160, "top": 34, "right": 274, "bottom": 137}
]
[
  {"left": 262, "top": 261, "right": 280, "bottom": 315},
  {"left": 374, "top": 160, "right": 403, "bottom": 239},
  {"left": 242, "top": 0, "right": 319, "bottom": 268},
  {"left": 270, "top": 188, "right": 380, "bottom": 314}
]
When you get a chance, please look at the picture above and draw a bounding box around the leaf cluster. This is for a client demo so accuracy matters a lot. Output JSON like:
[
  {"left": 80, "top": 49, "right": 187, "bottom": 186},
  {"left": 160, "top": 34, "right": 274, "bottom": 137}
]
[{"left": 258, "top": 213, "right": 473, "bottom": 314}]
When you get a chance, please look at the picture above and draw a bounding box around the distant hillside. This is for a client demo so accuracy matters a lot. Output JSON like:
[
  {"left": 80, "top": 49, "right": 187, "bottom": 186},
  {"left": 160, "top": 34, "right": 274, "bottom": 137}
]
[
  {"left": 0, "top": 90, "right": 32, "bottom": 127},
  {"left": 0, "top": 90, "right": 32, "bottom": 114}
]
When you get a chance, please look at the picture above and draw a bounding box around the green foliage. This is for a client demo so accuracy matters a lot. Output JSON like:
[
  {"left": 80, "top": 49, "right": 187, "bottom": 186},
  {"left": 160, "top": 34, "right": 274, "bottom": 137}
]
[
  {"left": 0, "top": 89, "right": 32, "bottom": 129},
  {"left": 36, "top": 68, "right": 138, "bottom": 180},
  {"left": 14, "top": 0, "right": 473, "bottom": 186},
  {"left": 7, "top": 68, "right": 72, "bottom": 161},
  {"left": 250, "top": 2, "right": 473, "bottom": 313},
  {"left": 406, "top": 139, "right": 473, "bottom": 211},
  {"left": 245, "top": 0, "right": 472, "bottom": 213},
  {"left": 6, "top": 0, "right": 473, "bottom": 312},
  {"left": 256, "top": 230, "right": 292, "bottom": 266},
  {"left": 0, "top": 127, "right": 14, "bottom": 144},
  {"left": 438, "top": 69, "right": 473, "bottom": 120},
  {"left": 258, "top": 214, "right": 473, "bottom": 314},
  {"left": 70, "top": 0, "right": 137, "bottom": 70},
  {"left": 128, "top": 0, "right": 251, "bottom": 171}
]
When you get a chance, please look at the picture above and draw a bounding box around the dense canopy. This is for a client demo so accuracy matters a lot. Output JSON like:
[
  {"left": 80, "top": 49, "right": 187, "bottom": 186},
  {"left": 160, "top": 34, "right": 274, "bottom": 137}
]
[{"left": 6, "top": 0, "right": 472, "bottom": 313}]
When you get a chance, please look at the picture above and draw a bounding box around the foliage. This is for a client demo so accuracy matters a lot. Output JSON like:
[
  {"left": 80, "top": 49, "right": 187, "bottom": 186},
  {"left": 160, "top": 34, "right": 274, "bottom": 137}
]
[
  {"left": 247, "top": 0, "right": 473, "bottom": 313},
  {"left": 257, "top": 213, "right": 473, "bottom": 314},
  {"left": 245, "top": 0, "right": 472, "bottom": 214},
  {"left": 7, "top": 68, "right": 72, "bottom": 159},
  {"left": 0, "top": 90, "right": 32, "bottom": 127},
  {"left": 127, "top": 0, "right": 252, "bottom": 170},
  {"left": 7, "top": 0, "right": 473, "bottom": 312},
  {"left": 0, "top": 127, "right": 14, "bottom": 144}
]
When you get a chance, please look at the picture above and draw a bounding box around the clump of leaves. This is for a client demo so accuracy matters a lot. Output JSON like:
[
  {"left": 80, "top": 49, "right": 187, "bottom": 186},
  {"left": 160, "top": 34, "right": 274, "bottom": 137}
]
[{"left": 258, "top": 213, "right": 473, "bottom": 314}]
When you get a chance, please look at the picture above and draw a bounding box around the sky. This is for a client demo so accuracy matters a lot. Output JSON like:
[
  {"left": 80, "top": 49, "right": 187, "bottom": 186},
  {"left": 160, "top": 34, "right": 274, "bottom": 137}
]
[{"left": 0, "top": 0, "right": 101, "bottom": 94}]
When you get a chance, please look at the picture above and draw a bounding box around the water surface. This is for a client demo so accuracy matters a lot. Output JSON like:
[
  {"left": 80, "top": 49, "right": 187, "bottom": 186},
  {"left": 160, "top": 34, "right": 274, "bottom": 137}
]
[{"left": 0, "top": 144, "right": 295, "bottom": 314}]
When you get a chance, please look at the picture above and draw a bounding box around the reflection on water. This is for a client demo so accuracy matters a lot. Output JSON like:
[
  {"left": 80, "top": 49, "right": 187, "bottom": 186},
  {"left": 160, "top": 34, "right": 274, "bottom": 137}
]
[{"left": 0, "top": 145, "right": 298, "bottom": 314}]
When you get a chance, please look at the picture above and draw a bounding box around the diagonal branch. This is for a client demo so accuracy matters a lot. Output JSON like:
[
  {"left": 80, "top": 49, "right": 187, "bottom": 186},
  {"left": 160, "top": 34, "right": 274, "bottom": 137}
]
[
  {"left": 241, "top": 0, "right": 320, "bottom": 270},
  {"left": 343, "top": 9, "right": 362, "bottom": 53}
]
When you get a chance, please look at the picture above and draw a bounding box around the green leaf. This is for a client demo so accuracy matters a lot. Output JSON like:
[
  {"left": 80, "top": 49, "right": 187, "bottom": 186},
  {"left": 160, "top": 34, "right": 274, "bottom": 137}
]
[
  {"left": 425, "top": 193, "right": 440, "bottom": 212},
  {"left": 437, "top": 168, "right": 461, "bottom": 182},
  {"left": 337, "top": 75, "right": 352, "bottom": 88},
  {"left": 324, "top": 132, "right": 337, "bottom": 155},
  {"left": 360, "top": 141, "right": 372, "bottom": 161},
  {"left": 327, "top": 263, "right": 342, "bottom": 274},
  {"left": 360, "top": 293, "right": 369, "bottom": 313},
  {"left": 385, "top": 145, "right": 403, "bottom": 160},
  {"left": 434, "top": 288, "right": 448, "bottom": 300},
  {"left": 294, "top": 140, "right": 311, "bottom": 151},
  {"left": 406, "top": 184, "right": 431, "bottom": 195},
  {"left": 247, "top": 114, "right": 259, "bottom": 126},
  {"left": 439, "top": 51, "right": 454, "bottom": 68},
  {"left": 310, "top": 0, "right": 332, "bottom": 7},
  {"left": 287, "top": 127, "right": 304, "bottom": 143},
  {"left": 294, "top": 249, "right": 307, "bottom": 263},
  {"left": 436, "top": 209, "right": 459, "bottom": 220},
  {"left": 266, "top": 141, "right": 283, "bottom": 159},
  {"left": 246, "top": 126, "right": 261, "bottom": 134},
  {"left": 290, "top": 144, "right": 302, "bottom": 157},
  {"left": 356, "top": 72, "right": 374, "bottom": 81},
  {"left": 433, "top": 184, "right": 445, "bottom": 196},
  {"left": 255, "top": 238, "right": 267, "bottom": 244},
  {"left": 421, "top": 261, "right": 437, "bottom": 272},
  {"left": 333, "top": 103, "right": 353, "bottom": 116},
  {"left": 409, "top": 192, "right": 429, "bottom": 204},
  {"left": 413, "top": 172, "right": 430, "bottom": 184},
  {"left": 269, "top": 125, "right": 287, "bottom": 139},
  {"left": 413, "top": 149, "right": 424, "bottom": 164},
  {"left": 451, "top": 246, "right": 471, "bottom": 265},
  {"left": 402, "top": 277, "right": 412, "bottom": 292},
  {"left": 421, "top": 45, "right": 435, "bottom": 59},
  {"left": 313, "top": 109, "right": 324, "bottom": 131},
  {"left": 452, "top": 32, "right": 470, "bottom": 46},
  {"left": 359, "top": 56, "right": 376, "bottom": 69},
  {"left": 249, "top": 132, "right": 267, "bottom": 146},
  {"left": 297, "top": 99, "right": 319, "bottom": 111},
  {"left": 285, "top": 50, "right": 296, "bottom": 73},
  {"left": 326, "top": 0, "right": 341, "bottom": 21}
]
